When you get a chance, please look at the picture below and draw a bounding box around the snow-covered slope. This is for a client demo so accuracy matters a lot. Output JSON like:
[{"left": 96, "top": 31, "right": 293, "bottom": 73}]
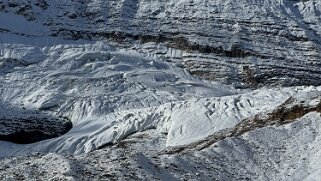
[{"left": 1, "top": 0, "right": 321, "bottom": 180}]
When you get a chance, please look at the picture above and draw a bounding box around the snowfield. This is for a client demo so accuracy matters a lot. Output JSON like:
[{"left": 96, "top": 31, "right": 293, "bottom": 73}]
[{"left": 1, "top": 0, "right": 321, "bottom": 180}]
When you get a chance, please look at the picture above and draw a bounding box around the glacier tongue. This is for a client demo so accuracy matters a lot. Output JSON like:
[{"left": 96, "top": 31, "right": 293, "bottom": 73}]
[{"left": 0, "top": 41, "right": 236, "bottom": 155}]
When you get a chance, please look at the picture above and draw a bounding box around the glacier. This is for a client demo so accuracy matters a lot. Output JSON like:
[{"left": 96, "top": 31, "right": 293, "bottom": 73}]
[{"left": 0, "top": 0, "right": 321, "bottom": 180}]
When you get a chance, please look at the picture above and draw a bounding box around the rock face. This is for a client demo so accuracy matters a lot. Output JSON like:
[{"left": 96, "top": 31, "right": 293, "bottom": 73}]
[{"left": 1, "top": 0, "right": 320, "bottom": 87}]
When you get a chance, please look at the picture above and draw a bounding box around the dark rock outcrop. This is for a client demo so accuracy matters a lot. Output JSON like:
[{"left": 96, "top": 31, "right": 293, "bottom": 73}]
[{"left": 0, "top": 106, "right": 72, "bottom": 144}]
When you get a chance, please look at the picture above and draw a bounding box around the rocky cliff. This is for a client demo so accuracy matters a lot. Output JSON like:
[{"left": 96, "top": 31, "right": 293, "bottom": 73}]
[{"left": 1, "top": 0, "right": 320, "bottom": 87}]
